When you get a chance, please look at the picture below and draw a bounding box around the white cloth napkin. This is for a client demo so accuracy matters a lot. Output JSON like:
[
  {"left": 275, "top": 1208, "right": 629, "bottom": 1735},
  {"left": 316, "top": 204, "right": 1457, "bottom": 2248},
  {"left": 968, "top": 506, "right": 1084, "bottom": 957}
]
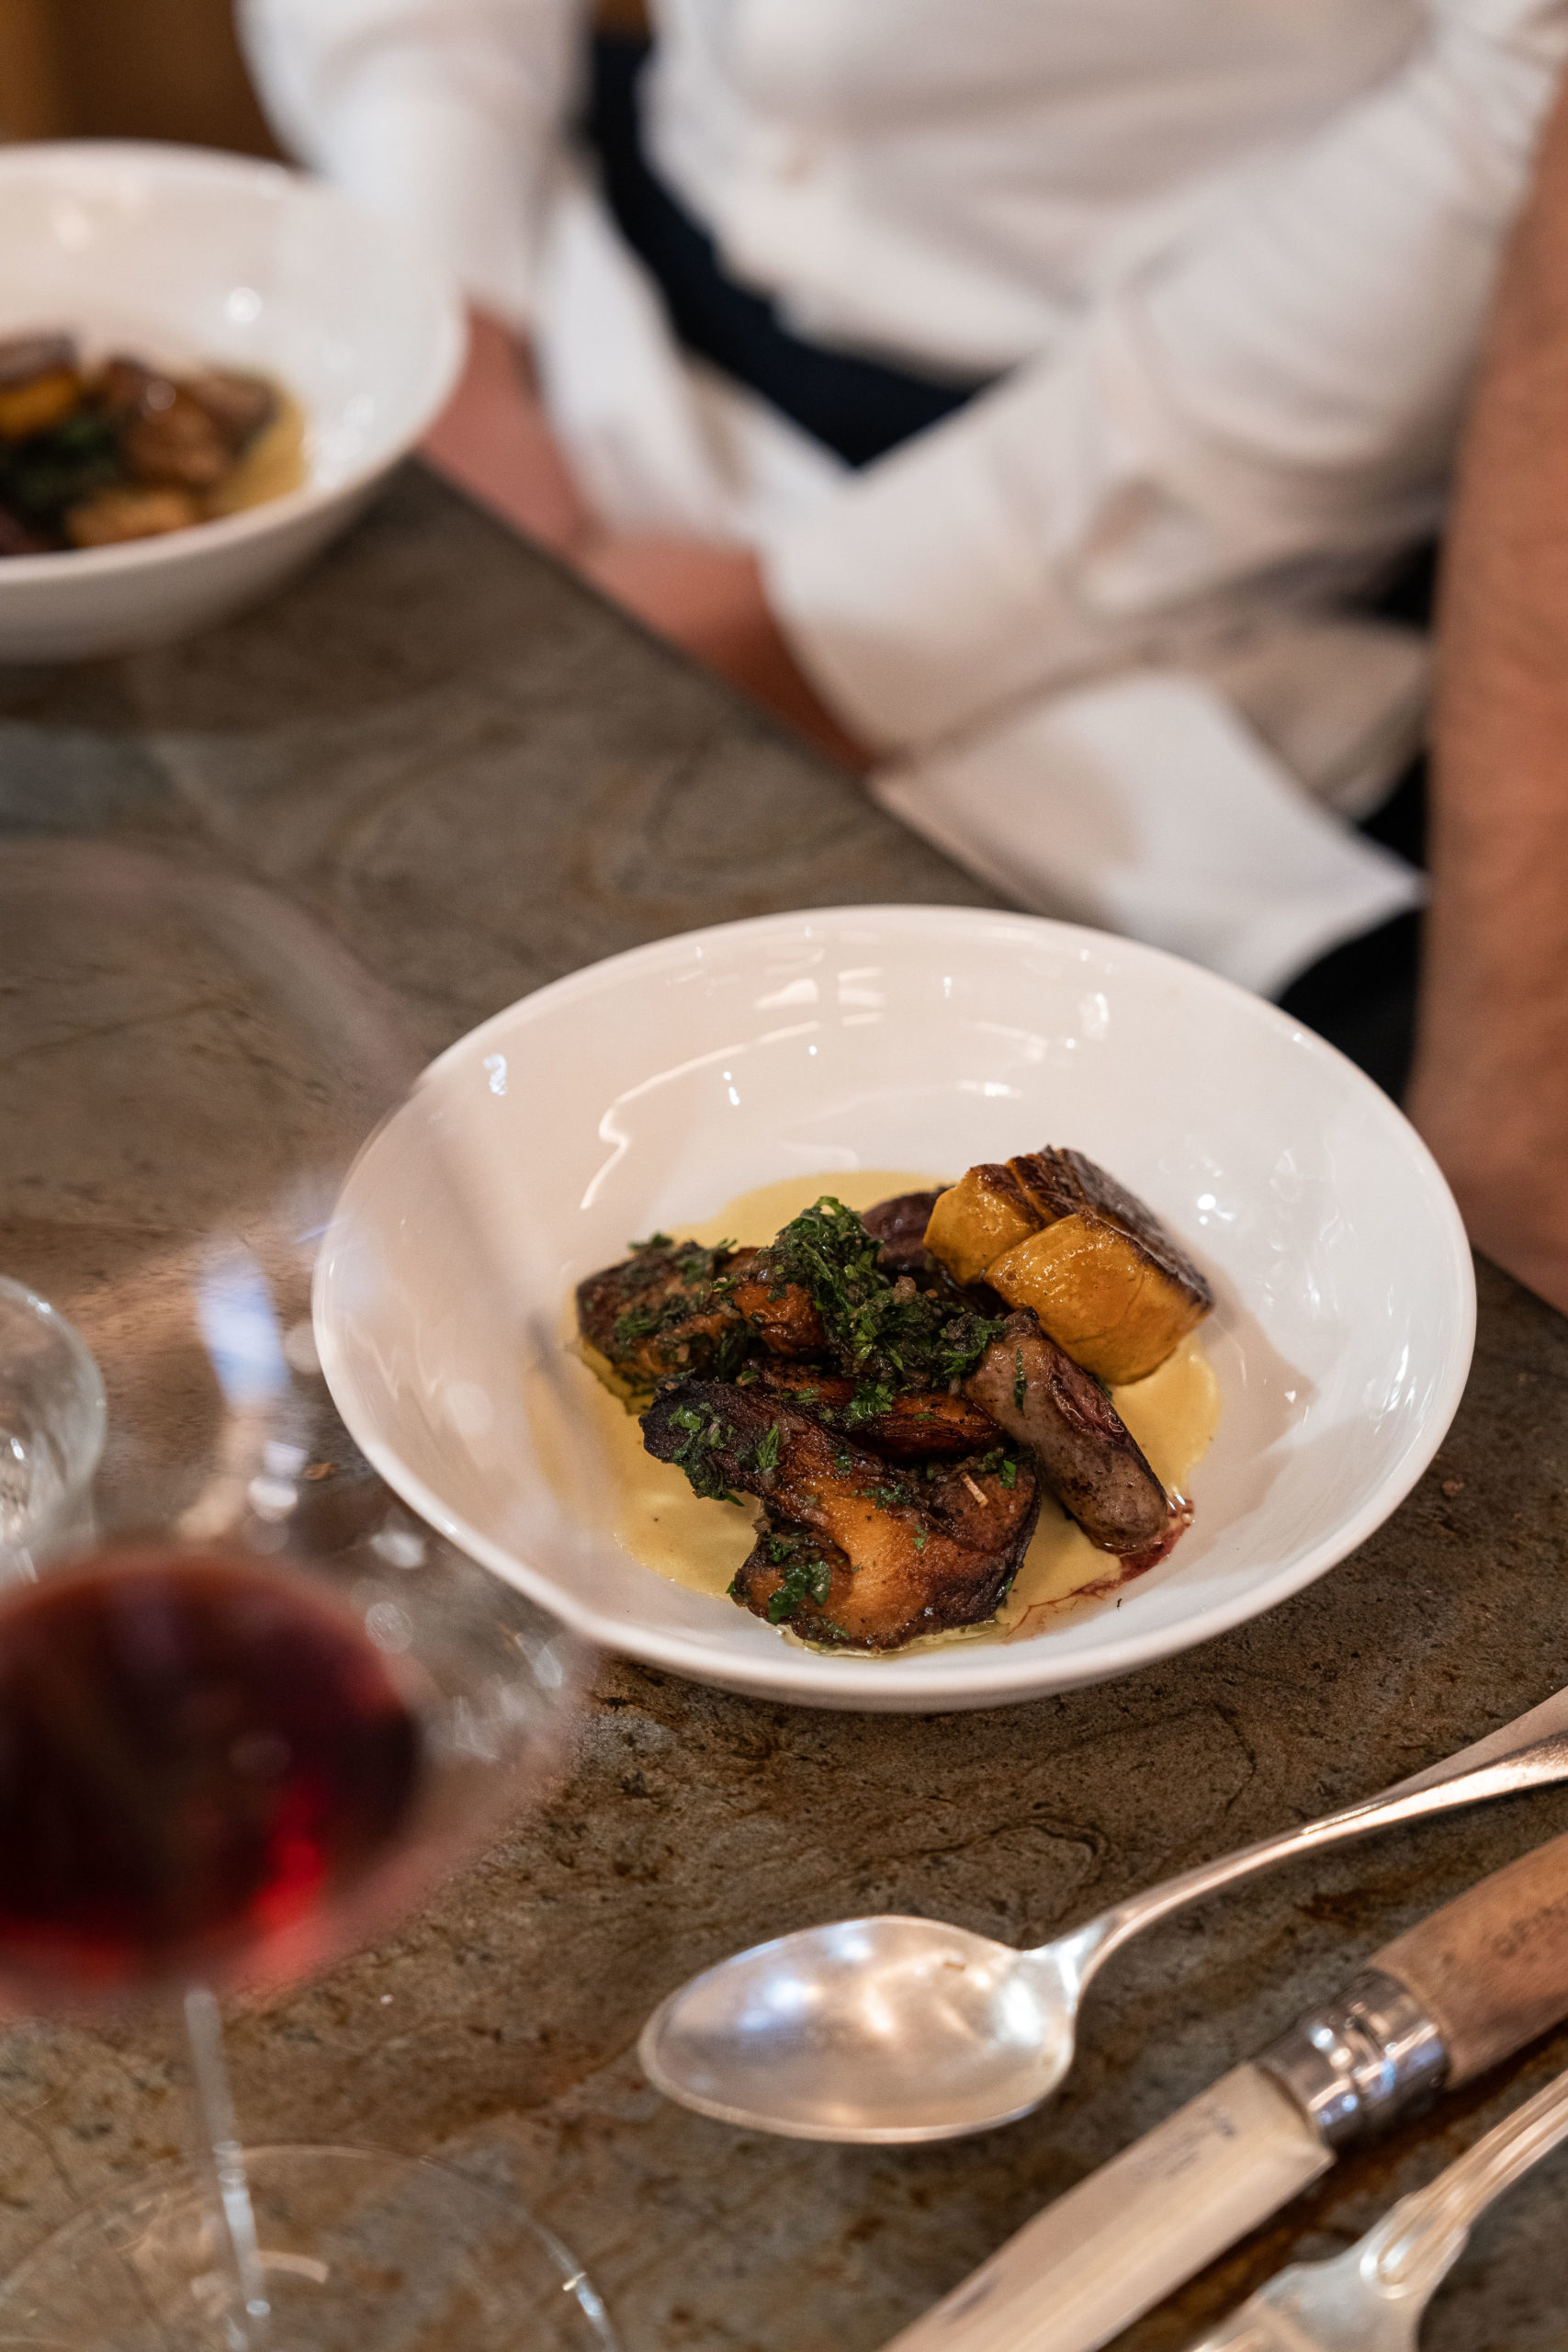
[{"left": 874, "top": 664, "right": 1426, "bottom": 1000}]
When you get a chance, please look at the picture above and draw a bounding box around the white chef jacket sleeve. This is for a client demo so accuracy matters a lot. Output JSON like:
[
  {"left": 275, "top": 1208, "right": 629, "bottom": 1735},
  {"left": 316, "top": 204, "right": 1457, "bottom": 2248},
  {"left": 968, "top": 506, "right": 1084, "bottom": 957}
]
[
  {"left": 239, "top": 0, "right": 581, "bottom": 329},
  {"left": 764, "top": 0, "right": 1568, "bottom": 753}
]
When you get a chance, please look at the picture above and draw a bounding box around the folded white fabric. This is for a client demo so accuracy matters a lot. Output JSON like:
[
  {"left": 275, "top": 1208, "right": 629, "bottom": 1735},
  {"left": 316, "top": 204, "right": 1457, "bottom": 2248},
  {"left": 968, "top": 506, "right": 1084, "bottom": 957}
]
[{"left": 872, "top": 670, "right": 1425, "bottom": 1000}]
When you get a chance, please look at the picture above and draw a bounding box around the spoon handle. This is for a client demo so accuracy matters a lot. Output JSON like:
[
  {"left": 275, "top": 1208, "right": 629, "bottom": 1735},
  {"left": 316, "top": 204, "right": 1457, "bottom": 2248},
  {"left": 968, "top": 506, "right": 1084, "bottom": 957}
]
[{"left": 1066, "top": 1713, "right": 1568, "bottom": 1986}]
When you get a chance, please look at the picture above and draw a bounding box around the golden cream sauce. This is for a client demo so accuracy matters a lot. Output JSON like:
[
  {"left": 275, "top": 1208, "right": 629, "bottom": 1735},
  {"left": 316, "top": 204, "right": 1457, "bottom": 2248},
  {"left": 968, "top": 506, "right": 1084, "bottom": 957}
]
[{"left": 563, "top": 1170, "right": 1219, "bottom": 1650}]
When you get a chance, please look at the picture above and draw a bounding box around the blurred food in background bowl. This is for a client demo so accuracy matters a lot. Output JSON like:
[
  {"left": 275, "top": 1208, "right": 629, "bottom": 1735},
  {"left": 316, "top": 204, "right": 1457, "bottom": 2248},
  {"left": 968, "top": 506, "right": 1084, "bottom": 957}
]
[
  {"left": 0, "top": 142, "right": 465, "bottom": 662},
  {"left": 0, "top": 334, "right": 302, "bottom": 556}
]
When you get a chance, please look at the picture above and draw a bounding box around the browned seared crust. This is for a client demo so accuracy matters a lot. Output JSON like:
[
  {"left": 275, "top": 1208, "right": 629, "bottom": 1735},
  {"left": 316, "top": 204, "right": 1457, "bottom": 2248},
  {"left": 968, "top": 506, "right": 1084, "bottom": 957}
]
[
  {"left": 735, "top": 1517, "right": 856, "bottom": 1633},
  {"left": 921, "top": 1163, "right": 1041, "bottom": 1284},
  {"left": 575, "top": 1240, "right": 826, "bottom": 1396},
  {"left": 964, "top": 1310, "right": 1177, "bottom": 1555},
  {"left": 927, "top": 1148, "right": 1213, "bottom": 1381},
  {"left": 727, "top": 1252, "right": 828, "bottom": 1356},
  {"left": 575, "top": 1242, "right": 748, "bottom": 1396},
  {"left": 1010, "top": 1148, "right": 1213, "bottom": 1309},
  {"left": 758, "top": 1363, "right": 999, "bottom": 1458},
  {"left": 972, "top": 1162, "right": 1038, "bottom": 1219},
  {"left": 641, "top": 1382, "right": 1040, "bottom": 1650}
]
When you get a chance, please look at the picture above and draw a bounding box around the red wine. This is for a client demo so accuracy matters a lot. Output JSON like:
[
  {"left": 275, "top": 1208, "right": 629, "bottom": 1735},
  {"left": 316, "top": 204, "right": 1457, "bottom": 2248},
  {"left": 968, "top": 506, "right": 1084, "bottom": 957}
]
[{"left": 0, "top": 1549, "right": 423, "bottom": 2001}]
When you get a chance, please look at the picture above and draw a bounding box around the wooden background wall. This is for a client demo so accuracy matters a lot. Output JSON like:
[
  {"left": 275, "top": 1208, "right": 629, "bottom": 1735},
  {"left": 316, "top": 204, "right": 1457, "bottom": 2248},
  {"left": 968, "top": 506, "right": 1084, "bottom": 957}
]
[
  {"left": 0, "top": 0, "right": 278, "bottom": 150},
  {"left": 0, "top": 0, "right": 652, "bottom": 152}
]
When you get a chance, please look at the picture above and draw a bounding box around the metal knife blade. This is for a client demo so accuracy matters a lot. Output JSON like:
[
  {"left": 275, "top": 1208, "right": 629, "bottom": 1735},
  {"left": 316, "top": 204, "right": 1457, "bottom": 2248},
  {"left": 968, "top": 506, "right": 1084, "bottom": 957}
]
[{"left": 885, "top": 2064, "right": 1330, "bottom": 2352}]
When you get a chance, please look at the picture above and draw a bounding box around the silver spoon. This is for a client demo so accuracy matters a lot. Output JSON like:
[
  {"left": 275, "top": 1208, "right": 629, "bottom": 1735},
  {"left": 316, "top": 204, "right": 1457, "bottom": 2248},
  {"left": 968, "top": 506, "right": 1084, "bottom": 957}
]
[{"left": 640, "top": 1685, "right": 1568, "bottom": 2143}]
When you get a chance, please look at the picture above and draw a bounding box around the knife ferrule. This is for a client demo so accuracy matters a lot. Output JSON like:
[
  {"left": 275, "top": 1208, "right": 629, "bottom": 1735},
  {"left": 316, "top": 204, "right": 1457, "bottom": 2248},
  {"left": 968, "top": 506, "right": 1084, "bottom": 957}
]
[{"left": 1258, "top": 1968, "right": 1447, "bottom": 2148}]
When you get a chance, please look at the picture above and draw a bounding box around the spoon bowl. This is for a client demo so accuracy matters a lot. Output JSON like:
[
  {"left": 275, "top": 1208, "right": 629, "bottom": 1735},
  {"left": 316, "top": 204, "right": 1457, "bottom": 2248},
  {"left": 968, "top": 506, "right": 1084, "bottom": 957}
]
[
  {"left": 638, "top": 1695, "right": 1568, "bottom": 2143},
  {"left": 638, "top": 1916, "right": 1080, "bottom": 2143}
]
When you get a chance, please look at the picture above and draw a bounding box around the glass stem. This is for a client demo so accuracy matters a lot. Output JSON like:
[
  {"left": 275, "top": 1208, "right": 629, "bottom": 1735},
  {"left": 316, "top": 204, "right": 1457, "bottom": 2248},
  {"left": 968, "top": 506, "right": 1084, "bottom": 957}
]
[{"left": 184, "top": 1985, "right": 270, "bottom": 2349}]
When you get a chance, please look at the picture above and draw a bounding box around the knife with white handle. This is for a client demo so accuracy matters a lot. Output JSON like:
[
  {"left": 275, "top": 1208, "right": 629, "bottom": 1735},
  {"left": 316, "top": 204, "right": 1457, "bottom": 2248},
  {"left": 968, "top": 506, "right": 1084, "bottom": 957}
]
[
  {"left": 1189, "top": 2058, "right": 1568, "bottom": 2352},
  {"left": 884, "top": 1826, "right": 1568, "bottom": 2352}
]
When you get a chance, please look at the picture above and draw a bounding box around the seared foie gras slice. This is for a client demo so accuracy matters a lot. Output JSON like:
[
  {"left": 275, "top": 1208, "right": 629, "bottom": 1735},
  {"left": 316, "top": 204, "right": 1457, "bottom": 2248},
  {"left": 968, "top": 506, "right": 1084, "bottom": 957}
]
[
  {"left": 926, "top": 1148, "right": 1213, "bottom": 1384},
  {"left": 758, "top": 1363, "right": 999, "bottom": 1459},
  {"left": 922, "top": 1163, "right": 1041, "bottom": 1286},
  {"left": 641, "top": 1382, "right": 1040, "bottom": 1650},
  {"left": 964, "top": 1310, "right": 1183, "bottom": 1560}
]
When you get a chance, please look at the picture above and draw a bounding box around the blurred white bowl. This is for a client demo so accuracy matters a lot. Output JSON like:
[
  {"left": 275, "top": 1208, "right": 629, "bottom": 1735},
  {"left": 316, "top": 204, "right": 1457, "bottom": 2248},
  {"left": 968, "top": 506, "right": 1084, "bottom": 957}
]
[
  {"left": 315, "top": 907, "right": 1476, "bottom": 1713},
  {"left": 0, "top": 141, "right": 465, "bottom": 662}
]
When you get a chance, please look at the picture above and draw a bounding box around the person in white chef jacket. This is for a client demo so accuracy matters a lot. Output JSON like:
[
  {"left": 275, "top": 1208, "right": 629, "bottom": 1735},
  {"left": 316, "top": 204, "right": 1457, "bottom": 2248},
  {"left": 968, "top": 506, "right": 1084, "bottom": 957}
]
[{"left": 242, "top": 0, "right": 1568, "bottom": 1044}]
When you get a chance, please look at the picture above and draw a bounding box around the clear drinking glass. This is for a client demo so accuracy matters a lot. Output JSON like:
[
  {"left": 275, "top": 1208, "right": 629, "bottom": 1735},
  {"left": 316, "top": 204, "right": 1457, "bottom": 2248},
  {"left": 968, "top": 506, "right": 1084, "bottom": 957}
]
[
  {"left": 0, "top": 2147, "right": 613, "bottom": 2352},
  {"left": 0, "top": 839, "right": 610, "bottom": 2351},
  {"left": 0, "top": 1275, "right": 105, "bottom": 1573}
]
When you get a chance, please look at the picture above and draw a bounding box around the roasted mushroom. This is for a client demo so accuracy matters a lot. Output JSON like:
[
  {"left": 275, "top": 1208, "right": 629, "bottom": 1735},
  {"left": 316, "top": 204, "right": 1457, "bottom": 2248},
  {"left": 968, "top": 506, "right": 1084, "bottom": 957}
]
[
  {"left": 66, "top": 485, "right": 202, "bottom": 548},
  {"left": 757, "top": 1363, "right": 999, "bottom": 1459},
  {"left": 726, "top": 1251, "right": 829, "bottom": 1358},
  {"left": 642, "top": 1381, "right": 1040, "bottom": 1650},
  {"left": 579, "top": 1167, "right": 1208, "bottom": 1653},
  {"left": 858, "top": 1188, "right": 946, "bottom": 1276},
  {"left": 574, "top": 1236, "right": 825, "bottom": 1400},
  {"left": 575, "top": 1237, "right": 752, "bottom": 1399},
  {"left": 0, "top": 338, "right": 286, "bottom": 558},
  {"left": 185, "top": 368, "right": 277, "bottom": 446}
]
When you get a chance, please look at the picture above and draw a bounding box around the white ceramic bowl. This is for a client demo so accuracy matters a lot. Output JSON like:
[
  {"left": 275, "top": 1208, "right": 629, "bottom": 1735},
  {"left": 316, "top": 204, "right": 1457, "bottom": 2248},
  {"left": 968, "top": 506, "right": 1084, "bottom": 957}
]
[
  {"left": 314, "top": 908, "right": 1475, "bottom": 1713},
  {"left": 0, "top": 142, "right": 465, "bottom": 662}
]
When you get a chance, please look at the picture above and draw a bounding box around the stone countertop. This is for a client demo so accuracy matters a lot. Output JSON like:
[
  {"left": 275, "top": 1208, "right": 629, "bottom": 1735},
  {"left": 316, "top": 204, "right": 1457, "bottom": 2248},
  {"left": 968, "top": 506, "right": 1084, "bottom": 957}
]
[{"left": 2, "top": 468, "right": 1566, "bottom": 2351}]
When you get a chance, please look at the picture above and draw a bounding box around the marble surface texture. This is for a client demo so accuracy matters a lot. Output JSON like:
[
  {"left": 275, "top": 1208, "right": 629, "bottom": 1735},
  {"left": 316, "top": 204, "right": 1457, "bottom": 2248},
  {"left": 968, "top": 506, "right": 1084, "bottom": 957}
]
[{"left": 2, "top": 467, "right": 1567, "bottom": 2349}]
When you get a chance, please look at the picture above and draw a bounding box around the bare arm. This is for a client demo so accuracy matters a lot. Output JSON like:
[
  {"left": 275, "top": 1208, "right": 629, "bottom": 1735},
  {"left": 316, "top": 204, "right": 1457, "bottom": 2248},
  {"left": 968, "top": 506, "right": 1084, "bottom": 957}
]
[
  {"left": 422, "top": 310, "right": 592, "bottom": 554},
  {"left": 578, "top": 537, "right": 874, "bottom": 772},
  {"left": 417, "top": 318, "right": 872, "bottom": 766},
  {"left": 1408, "top": 77, "right": 1568, "bottom": 1314}
]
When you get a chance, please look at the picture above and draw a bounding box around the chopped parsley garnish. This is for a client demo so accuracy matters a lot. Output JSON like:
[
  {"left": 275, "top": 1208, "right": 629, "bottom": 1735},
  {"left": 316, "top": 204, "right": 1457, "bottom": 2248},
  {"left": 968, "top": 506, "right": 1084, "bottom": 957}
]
[
  {"left": 611, "top": 1304, "right": 666, "bottom": 1343},
  {"left": 605, "top": 1237, "right": 751, "bottom": 1385},
  {"left": 855, "top": 1476, "right": 914, "bottom": 1508},
  {"left": 753, "top": 1524, "right": 846, "bottom": 1624},
  {"left": 661, "top": 1404, "right": 740, "bottom": 1503},
  {"left": 767, "top": 1555, "right": 833, "bottom": 1623},
  {"left": 760, "top": 1198, "right": 1003, "bottom": 1404},
  {"left": 1013, "top": 1349, "right": 1027, "bottom": 1411},
  {"left": 970, "top": 1446, "right": 1014, "bottom": 1482},
  {"left": 755, "top": 1421, "right": 782, "bottom": 1473}
]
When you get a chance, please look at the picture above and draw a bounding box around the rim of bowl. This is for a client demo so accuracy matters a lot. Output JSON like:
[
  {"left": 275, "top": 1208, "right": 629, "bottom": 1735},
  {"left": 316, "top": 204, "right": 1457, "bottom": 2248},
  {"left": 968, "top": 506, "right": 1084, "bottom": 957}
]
[
  {"left": 0, "top": 141, "right": 467, "bottom": 585},
  {"left": 316, "top": 905, "right": 1478, "bottom": 1709}
]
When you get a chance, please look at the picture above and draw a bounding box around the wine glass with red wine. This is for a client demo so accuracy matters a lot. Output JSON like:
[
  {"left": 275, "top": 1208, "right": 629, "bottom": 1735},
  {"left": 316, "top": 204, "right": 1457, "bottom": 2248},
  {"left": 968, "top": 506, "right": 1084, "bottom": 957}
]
[{"left": 0, "top": 842, "right": 612, "bottom": 2351}]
